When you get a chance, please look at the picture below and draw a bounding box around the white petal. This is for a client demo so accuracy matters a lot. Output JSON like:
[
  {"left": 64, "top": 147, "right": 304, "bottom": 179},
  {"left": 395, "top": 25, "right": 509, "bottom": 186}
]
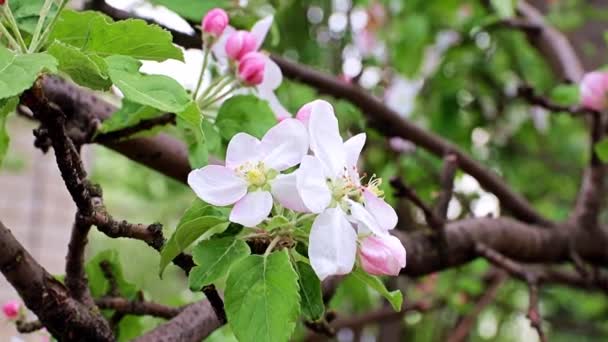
[
  {"left": 308, "top": 100, "right": 346, "bottom": 177},
  {"left": 188, "top": 166, "right": 248, "bottom": 206},
  {"left": 211, "top": 26, "right": 236, "bottom": 61},
  {"left": 225, "top": 133, "right": 262, "bottom": 169},
  {"left": 344, "top": 133, "right": 366, "bottom": 169},
  {"left": 347, "top": 199, "right": 389, "bottom": 236},
  {"left": 251, "top": 16, "right": 273, "bottom": 50},
  {"left": 308, "top": 208, "right": 357, "bottom": 280},
  {"left": 261, "top": 119, "right": 308, "bottom": 171},
  {"left": 258, "top": 86, "right": 291, "bottom": 120},
  {"left": 297, "top": 156, "right": 331, "bottom": 213},
  {"left": 229, "top": 190, "right": 273, "bottom": 227},
  {"left": 258, "top": 58, "right": 283, "bottom": 91},
  {"left": 270, "top": 173, "right": 309, "bottom": 212},
  {"left": 363, "top": 190, "right": 398, "bottom": 231}
]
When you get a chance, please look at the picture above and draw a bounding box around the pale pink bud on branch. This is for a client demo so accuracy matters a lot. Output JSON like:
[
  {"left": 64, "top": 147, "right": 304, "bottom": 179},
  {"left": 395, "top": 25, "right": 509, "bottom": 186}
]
[
  {"left": 238, "top": 52, "right": 266, "bottom": 86},
  {"left": 202, "top": 8, "right": 229, "bottom": 37},
  {"left": 359, "top": 235, "right": 406, "bottom": 276},
  {"left": 580, "top": 71, "right": 608, "bottom": 111},
  {"left": 225, "top": 31, "right": 257, "bottom": 61},
  {"left": 2, "top": 300, "right": 20, "bottom": 320}
]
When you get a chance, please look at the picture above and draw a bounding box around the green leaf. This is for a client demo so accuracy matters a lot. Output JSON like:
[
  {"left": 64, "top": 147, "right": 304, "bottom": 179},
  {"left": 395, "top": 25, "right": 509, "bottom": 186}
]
[
  {"left": 0, "top": 98, "right": 18, "bottom": 168},
  {"left": 349, "top": 268, "right": 403, "bottom": 311},
  {"left": 159, "top": 199, "right": 228, "bottom": 276},
  {"left": 0, "top": 46, "right": 57, "bottom": 100},
  {"left": 106, "top": 55, "right": 191, "bottom": 114},
  {"left": 85, "top": 249, "right": 137, "bottom": 299},
  {"left": 49, "top": 10, "right": 183, "bottom": 61},
  {"left": 148, "top": 0, "right": 230, "bottom": 22},
  {"left": 294, "top": 261, "right": 324, "bottom": 321},
  {"left": 99, "top": 100, "right": 163, "bottom": 134},
  {"left": 47, "top": 42, "right": 111, "bottom": 90},
  {"left": 594, "top": 138, "right": 608, "bottom": 163},
  {"left": 178, "top": 116, "right": 208, "bottom": 169},
  {"left": 189, "top": 238, "right": 250, "bottom": 290},
  {"left": 225, "top": 250, "right": 300, "bottom": 342},
  {"left": 550, "top": 84, "right": 580, "bottom": 106},
  {"left": 265, "top": 216, "right": 290, "bottom": 231},
  {"left": 202, "top": 118, "right": 223, "bottom": 157},
  {"left": 215, "top": 95, "right": 277, "bottom": 140},
  {"left": 490, "top": 0, "right": 517, "bottom": 18}
]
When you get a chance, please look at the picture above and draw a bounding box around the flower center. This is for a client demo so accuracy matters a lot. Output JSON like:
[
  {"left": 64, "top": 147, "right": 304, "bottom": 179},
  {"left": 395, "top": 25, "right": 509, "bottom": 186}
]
[
  {"left": 236, "top": 161, "right": 278, "bottom": 190},
  {"left": 246, "top": 169, "right": 266, "bottom": 186}
]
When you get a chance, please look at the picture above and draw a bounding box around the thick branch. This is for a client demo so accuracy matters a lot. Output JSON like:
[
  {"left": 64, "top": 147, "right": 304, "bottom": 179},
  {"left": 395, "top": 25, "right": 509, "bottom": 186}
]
[
  {"left": 133, "top": 299, "right": 223, "bottom": 342},
  {"left": 0, "top": 220, "right": 114, "bottom": 341},
  {"left": 65, "top": 214, "right": 96, "bottom": 306}
]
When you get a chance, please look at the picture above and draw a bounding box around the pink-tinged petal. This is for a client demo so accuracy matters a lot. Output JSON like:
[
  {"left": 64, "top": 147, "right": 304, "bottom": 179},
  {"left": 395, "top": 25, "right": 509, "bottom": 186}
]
[
  {"left": 226, "top": 31, "right": 257, "bottom": 60},
  {"left": 580, "top": 71, "right": 608, "bottom": 111},
  {"left": 296, "top": 102, "right": 313, "bottom": 126},
  {"left": 211, "top": 26, "right": 236, "bottom": 61},
  {"left": 225, "top": 133, "right": 262, "bottom": 169},
  {"left": 308, "top": 208, "right": 357, "bottom": 280},
  {"left": 297, "top": 156, "right": 331, "bottom": 213},
  {"left": 359, "top": 235, "right": 406, "bottom": 276},
  {"left": 343, "top": 133, "right": 366, "bottom": 185},
  {"left": 347, "top": 200, "right": 388, "bottom": 236},
  {"left": 188, "top": 166, "right": 248, "bottom": 206},
  {"left": 261, "top": 118, "right": 308, "bottom": 171},
  {"left": 2, "top": 300, "right": 20, "bottom": 320},
  {"left": 229, "top": 190, "right": 273, "bottom": 227},
  {"left": 258, "top": 57, "right": 283, "bottom": 91},
  {"left": 238, "top": 51, "right": 266, "bottom": 85},
  {"left": 270, "top": 173, "right": 309, "bottom": 212},
  {"left": 363, "top": 190, "right": 398, "bottom": 231},
  {"left": 251, "top": 16, "right": 273, "bottom": 50},
  {"left": 258, "top": 86, "right": 291, "bottom": 120},
  {"left": 308, "top": 100, "right": 346, "bottom": 177},
  {"left": 201, "top": 8, "right": 229, "bottom": 37}
]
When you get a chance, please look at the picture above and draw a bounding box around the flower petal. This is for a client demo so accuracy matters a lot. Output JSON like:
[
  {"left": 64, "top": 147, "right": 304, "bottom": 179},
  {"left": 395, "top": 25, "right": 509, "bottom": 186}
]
[
  {"left": 257, "top": 86, "right": 291, "bottom": 120},
  {"left": 308, "top": 208, "right": 357, "bottom": 280},
  {"left": 297, "top": 156, "right": 331, "bottom": 213},
  {"left": 225, "top": 133, "right": 263, "bottom": 169},
  {"left": 347, "top": 199, "right": 388, "bottom": 236},
  {"left": 258, "top": 57, "right": 283, "bottom": 91},
  {"left": 261, "top": 118, "right": 308, "bottom": 171},
  {"left": 308, "top": 100, "right": 346, "bottom": 177},
  {"left": 251, "top": 16, "right": 273, "bottom": 50},
  {"left": 363, "top": 190, "right": 398, "bottom": 231},
  {"left": 188, "top": 166, "right": 248, "bottom": 206},
  {"left": 270, "top": 173, "right": 309, "bottom": 212},
  {"left": 344, "top": 133, "right": 366, "bottom": 169},
  {"left": 211, "top": 25, "right": 236, "bottom": 61},
  {"left": 229, "top": 190, "right": 273, "bottom": 227}
]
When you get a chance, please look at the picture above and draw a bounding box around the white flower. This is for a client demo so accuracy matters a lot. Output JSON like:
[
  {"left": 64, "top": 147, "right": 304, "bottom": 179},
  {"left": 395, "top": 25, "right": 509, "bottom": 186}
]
[
  {"left": 276, "top": 100, "right": 400, "bottom": 280},
  {"left": 188, "top": 119, "right": 308, "bottom": 227}
]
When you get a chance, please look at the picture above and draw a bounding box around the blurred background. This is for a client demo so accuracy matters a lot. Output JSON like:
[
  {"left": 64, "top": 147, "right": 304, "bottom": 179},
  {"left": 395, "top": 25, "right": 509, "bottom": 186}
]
[{"left": 2, "top": 0, "right": 608, "bottom": 341}]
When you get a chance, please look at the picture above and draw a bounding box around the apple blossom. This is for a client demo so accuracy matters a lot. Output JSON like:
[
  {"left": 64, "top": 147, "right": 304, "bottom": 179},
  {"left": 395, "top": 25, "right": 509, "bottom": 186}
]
[
  {"left": 238, "top": 52, "right": 265, "bottom": 86},
  {"left": 295, "top": 102, "right": 313, "bottom": 126},
  {"left": 2, "top": 300, "right": 20, "bottom": 320},
  {"left": 225, "top": 31, "right": 257, "bottom": 61},
  {"left": 188, "top": 119, "right": 308, "bottom": 227},
  {"left": 359, "top": 235, "right": 406, "bottom": 276},
  {"left": 201, "top": 8, "right": 229, "bottom": 37},
  {"left": 272, "top": 100, "right": 403, "bottom": 280},
  {"left": 580, "top": 71, "right": 608, "bottom": 111}
]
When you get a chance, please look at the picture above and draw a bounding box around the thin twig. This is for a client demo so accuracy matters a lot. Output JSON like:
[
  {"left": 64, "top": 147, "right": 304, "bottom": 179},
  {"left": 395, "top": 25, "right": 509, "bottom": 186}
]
[
  {"left": 96, "top": 296, "right": 182, "bottom": 320},
  {"left": 93, "top": 113, "right": 176, "bottom": 144},
  {"left": 390, "top": 177, "right": 444, "bottom": 231},
  {"left": 517, "top": 85, "right": 592, "bottom": 116},
  {"left": 435, "top": 154, "right": 458, "bottom": 220}
]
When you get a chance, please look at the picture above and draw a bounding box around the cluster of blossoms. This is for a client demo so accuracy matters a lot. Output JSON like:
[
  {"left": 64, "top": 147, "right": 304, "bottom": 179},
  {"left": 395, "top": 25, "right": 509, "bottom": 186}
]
[
  {"left": 200, "top": 8, "right": 289, "bottom": 119},
  {"left": 580, "top": 70, "right": 608, "bottom": 111},
  {"left": 188, "top": 100, "right": 406, "bottom": 280}
]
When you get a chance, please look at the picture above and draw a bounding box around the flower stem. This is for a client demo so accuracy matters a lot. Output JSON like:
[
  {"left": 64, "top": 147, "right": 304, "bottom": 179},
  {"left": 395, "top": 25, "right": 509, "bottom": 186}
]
[
  {"left": 264, "top": 236, "right": 281, "bottom": 257},
  {"left": 30, "top": 0, "right": 69, "bottom": 53},
  {"left": 198, "top": 75, "right": 232, "bottom": 105},
  {"left": 1, "top": 6, "right": 26, "bottom": 52},
  {"left": 199, "top": 81, "right": 236, "bottom": 109},
  {"left": 192, "top": 44, "right": 211, "bottom": 100},
  {"left": 0, "top": 21, "right": 22, "bottom": 52},
  {"left": 28, "top": 0, "right": 54, "bottom": 53}
]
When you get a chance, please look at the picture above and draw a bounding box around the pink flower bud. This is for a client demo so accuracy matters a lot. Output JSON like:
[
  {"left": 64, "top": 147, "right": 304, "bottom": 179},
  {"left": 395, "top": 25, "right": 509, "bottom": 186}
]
[
  {"left": 580, "top": 71, "right": 608, "bottom": 111},
  {"left": 359, "top": 235, "right": 406, "bottom": 276},
  {"left": 202, "top": 8, "right": 229, "bottom": 37},
  {"left": 296, "top": 103, "right": 313, "bottom": 126},
  {"left": 225, "top": 31, "right": 257, "bottom": 61},
  {"left": 2, "top": 300, "right": 20, "bottom": 320},
  {"left": 238, "top": 52, "right": 266, "bottom": 86}
]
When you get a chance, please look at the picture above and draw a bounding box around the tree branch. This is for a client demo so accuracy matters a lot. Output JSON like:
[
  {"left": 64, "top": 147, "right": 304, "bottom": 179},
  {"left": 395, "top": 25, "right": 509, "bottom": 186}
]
[
  {"left": 93, "top": 113, "right": 176, "bottom": 144},
  {"left": 0, "top": 220, "right": 114, "bottom": 341},
  {"left": 65, "top": 213, "right": 96, "bottom": 307},
  {"left": 95, "top": 296, "right": 182, "bottom": 320}
]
